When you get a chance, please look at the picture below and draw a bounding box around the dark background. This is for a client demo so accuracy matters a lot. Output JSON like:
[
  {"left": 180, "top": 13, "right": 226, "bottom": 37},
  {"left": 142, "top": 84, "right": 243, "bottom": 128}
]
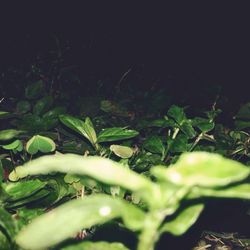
[{"left": 1, "top": 2, "right": 250, "bottom": 101}]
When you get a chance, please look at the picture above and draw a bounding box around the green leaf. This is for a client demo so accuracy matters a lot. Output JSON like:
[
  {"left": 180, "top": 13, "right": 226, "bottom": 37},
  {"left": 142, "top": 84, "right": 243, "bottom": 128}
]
[
  {"left": 151, "top": 152, "right": 250, "bottom": 188},
  {"left": 3, "top": 179, "right": 47, "bottom": 202},
  {"left": 0, "top": 231, "right": 11, "bottom": 250},
  {"left": 25, "top": 80, "right": 44, "bottom": 99},
  {"left": 9, "top": 154, "right": 158, "bottom": 207},
  {"left": 192, "top": 117, "right": 215, "bottom": 132},
  {"left": 2, "top": 140, "right": 22, "bottom": 151},
  {"left": 59, "top": 115, "right": 97, "bottom": 147},
  {"left": 168, "top": 134, "right": 188, "bottom": 153},
  {"left": 160, "top": 203, "right": 204, "bottom": 236},
  {"left": 26, "top": 135, "right": 56, "bottom": 155},
  {"left": 0, "top": 129, "right": 23, "bottom": 141},
  {"left": 43, "top": 106, "right": 66, "bottom": 119},
  {"left": 16, "top": 100, "right": 31, "bottom": 114},
  {"left": 180, "top": 120, "right": 196, "bottom": 138},
  {"left": 97, "top": 127, "right": 139, "bottom": 143},
  {"left": 110, "top": 145, "right": 134, "bottom": 158},
  {"left": 61, "top": 241, "right": 130, "bottom": 250},
  {"left": 234, "top": 120, "right": 250, "bottom": 130},
  {"left": 235, "top": 102, "right": 250, "bottom": 119},
  {"left": 33, "top": 96, "right": 53, "bottom": 115},
  {"left": 167, "top": 105, "right": 186, "bottom": 124},
  {"left": 16, "top": 194, "right": 145, "bottom": 249},
  {"left": 143, "top": 136, "right": 165, "bottom": 155},
  {"left": 188, "top": 183, "right": 250, "bottom": 200},
  {"left": 0, "top": 160, "right": 3, "bottom": 183}
]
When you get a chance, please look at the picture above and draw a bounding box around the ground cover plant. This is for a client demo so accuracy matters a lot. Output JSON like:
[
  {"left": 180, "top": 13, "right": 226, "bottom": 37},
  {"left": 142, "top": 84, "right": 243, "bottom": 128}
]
[{"left": 1, "top": 52, "right": 250, "bottom": 250}]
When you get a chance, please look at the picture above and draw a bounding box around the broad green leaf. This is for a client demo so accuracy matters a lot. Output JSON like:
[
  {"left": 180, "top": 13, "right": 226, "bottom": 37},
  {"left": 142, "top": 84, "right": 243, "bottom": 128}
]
[
  {"left": 159, "top": 203, "right": 204, "bottom": 236},
  {"left": 151, "top": 152, "right": 250, "bottom": 188},
  {"left": 2, "top": 140, "right": 22, "bottom": 151},
  {"left": 97, "top": 127, "right": 139, "bottom": 143},
  {"left": 25, "top": 80, "right": 44, "bottom": 99},
  {"left": 61, "top": 241, "right": 129, "bottom": 250},
  {"left": 110, "top": 144, "right": 134, "bottom": 158},
  {"left": 188, "top": 183, "right": 250, "bottom": 200},
  {"left": 180, "top": 120, "right": 196, "bottom": 138},
  {"left": 3, "top": 179, "right": 47, "bottom": 201},
  {"left": 167, "top": 105, "right": 186, "bottom": 124},
  {"left": 0, "top": 129, "right": 23, "bottom": 141},
  {"left": 59, "top": 115, "right": 97, "bottom": 147},
  {"left": 26, "top": 135, "right": 56, "bottom": 155},
  {"left": 16, "top": 194, "right": 145, "bottom": 249},
  {"left": 143, "top": 136, "right": 165, "bottom": 155},
  {"left": 0, "top": 231, "right": 11, "bottom": 250},
  {"left": 16, "top": 100, "right": 31, "bottom": 114},
  {"left": 33, "top": 95, "right": 53, "bottom": 115},
  {"left": 168, "top": 134, "right": 188, "bottom": 153},
  {"left": 9, "top": 154, "right": 158, "bottom": 207},
  {"left": 192, "top": 117, "right": 214, "bottom": 132}
]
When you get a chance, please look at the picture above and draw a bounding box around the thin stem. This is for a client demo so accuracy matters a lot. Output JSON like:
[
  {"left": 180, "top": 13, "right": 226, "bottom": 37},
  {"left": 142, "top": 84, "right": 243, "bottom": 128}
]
[{"left": 137, "top": 212, "right": 164, "bottom": 250}]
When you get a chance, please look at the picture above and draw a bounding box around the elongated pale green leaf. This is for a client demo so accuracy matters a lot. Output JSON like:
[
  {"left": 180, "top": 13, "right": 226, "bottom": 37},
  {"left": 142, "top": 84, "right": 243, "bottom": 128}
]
[
  {"left": 0, "top": 129, "right": 23, "bottom": 141},
  {"left": 151, "top": 152, "right": 250, "bottom": 188},
  {"left": 110, "top": 144, "right": 134, "bottom": 158},
  {"left": 3, "top": 180, "right": 47, "bottom": 201},
  {"left": 9, "top": 154, "right": 158, "bottom": 207},
  {"left": 61, "top": 241, "right": 130, "bottom": 250},
  {"left": 97, "top": 127, "right": 139, "bottom": 143},
  {"left": 160, "top": 203, "right": 204, "bottom": 236},
  {"left": 188, "top": 183, "right": 250, "bottom": 200},
  {"left": 26, "top": 135, "right": 56, "bottom": 155},
  {"left": 59, "top": 115, "right": 97, "bottom": 147},
  {"left": 16, "top": 194, "right": 145, "bottom": 249}
]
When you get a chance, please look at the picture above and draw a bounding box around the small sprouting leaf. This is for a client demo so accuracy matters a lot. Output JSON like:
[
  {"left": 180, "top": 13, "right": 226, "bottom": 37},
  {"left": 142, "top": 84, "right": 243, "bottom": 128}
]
[
  {"left": 33, "top": 96, "right": 53, "bottom": 115},
  {"left": 0, "top": 129, "right": 23, "bottom": 141},
  {"left": 151, "top": 152, "right": 250, "bottom": 188},
  {"left": 25, "top": 80, "right": 44, "bottom": 99},
  {"left": 9, "top": 154, "right": 157, "bottom": 207},
  {"left": 110, "top": 145, "right": 134, "bottom": 158},
  {"left": 26, "top": 135, "right": 56, "bottom": 155},
  {"left": 59, "top": 115, "right": 97, "bottom": 147},
  {"left": 167, "top": 105, "right": 186, "bottom": 124},
  {"left": 61, "top": 241, "right": 130, "bottom": 250},
  {"left": 97, "top": 127, "right": 139, "bottom": 143},
  {"left": 16, "top": 100, "right": 31, "bottom": 114},
  {"left": 160, "top": 203, "right": 204, "bottom": 235},
  {"left": 2, "top": 140, "right": 22, "bottom": 151},
  {"left": 16, "top": 194, "right": 145, "bottom": 249},
  {"left": 143, "top": 136, "right": 165, "bottom": 155}
]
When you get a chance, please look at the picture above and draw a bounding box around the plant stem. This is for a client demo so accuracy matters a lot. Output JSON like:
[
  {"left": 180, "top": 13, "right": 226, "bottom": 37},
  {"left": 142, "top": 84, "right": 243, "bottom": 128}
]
[{"left": 137, "top": 212, "right": 163, "bottom": 250}]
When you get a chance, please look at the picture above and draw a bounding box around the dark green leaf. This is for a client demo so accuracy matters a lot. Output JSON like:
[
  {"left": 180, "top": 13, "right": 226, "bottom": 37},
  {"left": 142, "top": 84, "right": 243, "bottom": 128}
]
[
  {"left": 192, "top": 117, "right": 215, "bottom": 132},
  {"left": 180, "top": 120, "right": 196, "bottom": 138},
  {"left": 25, "top": 80, "right": 44, "bottom": 99},
  {"left": 33, "top": 96, "right": 53, "bottom": 115},
  {"left": 167, "top": 105, "right": 186, "bottom": 124},
  {"left": 168, "top": 134, "right": 188, "bottom": 153},
  {"left": 143, "top": 136, "right": 165, "bottom": 155},
  {"left": 16, "top": 100, "right": 31, "bottom": 114}
]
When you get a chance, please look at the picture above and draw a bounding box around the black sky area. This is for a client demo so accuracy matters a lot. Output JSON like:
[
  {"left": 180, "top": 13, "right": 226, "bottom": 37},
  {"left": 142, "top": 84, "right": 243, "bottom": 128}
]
[{"left": 0, "top": 2, "right": 250, "bottom": 102}]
